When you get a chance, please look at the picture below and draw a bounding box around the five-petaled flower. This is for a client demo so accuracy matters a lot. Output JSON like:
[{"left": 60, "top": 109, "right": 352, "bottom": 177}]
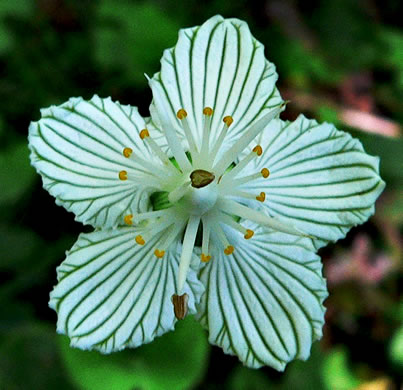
[{"left": 28, "top": 15, "right": 385, "bottom": 369}]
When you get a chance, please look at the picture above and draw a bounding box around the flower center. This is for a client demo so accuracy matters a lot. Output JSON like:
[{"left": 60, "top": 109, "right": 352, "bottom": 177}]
[
  {"left": 120, "top": 103, "right": 309, "bottom": 318},
  {"left": 181, "top": 181, "right": 218, "bottom": 216}
]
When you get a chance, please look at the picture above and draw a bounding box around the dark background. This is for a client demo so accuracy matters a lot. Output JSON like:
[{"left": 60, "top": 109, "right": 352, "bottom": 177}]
[{"left": 0, "top": 0, "right": 402, "bottom": 389}]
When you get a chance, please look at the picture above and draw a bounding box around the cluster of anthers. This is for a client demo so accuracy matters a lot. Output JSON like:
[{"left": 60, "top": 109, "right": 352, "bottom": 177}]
[{"left": 115, "top": 105, "right": 303, "bottom": 318}]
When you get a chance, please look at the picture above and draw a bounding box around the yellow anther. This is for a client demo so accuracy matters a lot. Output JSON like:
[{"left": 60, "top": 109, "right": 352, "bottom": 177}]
[
  {"left": 176, "top": 108, "right": 188, "bottom": 119},
  {"left": 124, "top": 214, "right": 133, "bottom": 225},
  {"left": 252, "top": 145, "right": 263, "bottom": 156},
  {"left": 154, "top": 249, "right": 165, "bottom": 258},
  {"left": 119, "top": 170, "right": 128, "bottom": 180},
  {"left": 261, "top": 168, "right": 270, "bottom": 178},
  {"left": 201, "top": 253, "right": 211, "bottom": 263},
  {"left": 139, "top": 129, "right": 149, "bottom": 139},
  {"left": 256, "top": 192, "right": 266, "bottom": 202},
  {"left": 123, "top": 147, "right": 133, "bottom": 158},
  {"left": 244, "top": 229, "right": 254, "bottom": 240},
  {"left": 135, "top": 235, "right": 145, "bottom": 245},
  {"left": 203, "top": 107, "right": 213, "bottom": 116},
  {"left": 223, "top": 115, "right": 233, "bottom": 127},
  {"left": 224, "top": 245, "right": 234, "bottom": 255}
]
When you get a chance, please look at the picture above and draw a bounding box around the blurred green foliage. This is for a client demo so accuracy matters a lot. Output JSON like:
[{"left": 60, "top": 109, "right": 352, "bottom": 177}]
[
  {"left": 0, "top": 0, "right": 401, "bottom": 389},
  {"left": 60, "top": 317, "right": 209, "bottom": 390},
  {"left": 94, "top": 1, "right": 182, "bottom": 88},
  {"left": 0, "top": 142, "right": 35, "bottom": 206}
]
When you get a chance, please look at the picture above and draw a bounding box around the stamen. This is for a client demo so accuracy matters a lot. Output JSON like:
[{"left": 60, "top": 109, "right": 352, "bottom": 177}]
[
  {"left": 135, "top": 235, "right": 145, "bottom": 245},
  {"left": 230, "top": 172, "right": 262, "bottom": 186},
  {"left": 120, "top": 145, "right": 172, "bottom": 184},
  {"left": 211, "top": 221, "right": 233, "bottom": 255},
  {"left": 201, "top": 217, "right": 211, "bottom": 260},
  {"left": 176, "top": 109, "right": 187, "bottom": 119},
  {"left": 154, "top": 249, "right": 165, "bottom": 258},
  {"left": 224, "top": 245, "right": 234, "bottom": 255},
  {"left": 252, "top": 145, "right": 263, "bottom": 156},
  {"left": 135, "top": 215, "right": 176, "bottom": 246},
  {"left": 256, "top": 192, "right": 266, "bottom": 202},
  {"left": 177, "top": 108, "right": 198, "bottom": 157},
  {"left": 124, "top": 214, "right": 133, "bottom": 225},
  {"left": 139, "top": 129, "right": 149, "bottom": 139},
  {"left": 225, "top": 168, "right": 270, "bottom": 188},
  {"left": 203, "top": 107, "right": 214, "bottom": 116},
  {"left": 220, "top": 145, "right": 262, "bottom": 183},
  {"left": 146, "top": 217, "right": 175, "bottom": 237},
  {"left": 119, "top": 170, "right": 128, "bottom": 181},
  {"left": 213, "top": 104, "right": 284, "bottom": 177},
  {"left": 123, "top": 147, "right": 133, "bottom": 158},
  {"left": 219, "top": 198, "right": 309, "bottom": 237},
  {"left": 177, "top": 216, "right": 200, "bottom": 293},
  {"left": 261, "top": 168, "right": 270, "bottom": 178},
  {"left": 154, "top": 220, "right": 187, "bottom": 255},
  {"left": 134, "top": 209, "right": 170, "bottom": 223},
  {"left": 150, "top": 81, "right": 193, "bottom": 172},
  {"left": 244, "top": 229, "right": 254, "bottom": 239},
  {"left": 138, "top": 128, "right": 178, "bottom": 174},
  {"left": 218, "top": 212, "right": 250, "bottom": 238},
  {"left": 219, "top": 188, "right": 266, "bottom": 202},
  {"left": 168, "top": 180, "right": 191, "bottom": 203},
  {"left": 201, "top": 253, "right": 211, "bottom": 263},
  {"left": 208, "top": 116, "right": 232, "bottom": 165},
  {"left": 200, "top": 107, "right": 214, "bottom": 158},
  {"left": 223, "top": 116, "right": 233, "bottom": 127}
]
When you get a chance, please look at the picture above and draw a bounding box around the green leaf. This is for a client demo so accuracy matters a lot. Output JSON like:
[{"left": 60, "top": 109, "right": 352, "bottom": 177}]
[
  {"left": 322, "top": 347, "right": 361, "bottom": 390},
  {"left": 347, "top": 129, "right": 403, "bottom": 190},
  {"left": 59, "top": 316, "right": 209, "bottom": 390},
  {"left": 0, "top": 142, "right": 36, "bottom": 205},
  {"left": 379, "top": 28, "right": 403, "bottom": 89},
  {"left": 0, "top": 0, "right": 32, "bottom": 54},
  {"left": 389, "top": 325, "right": 403, "bottom": 367},
  {"left": 0, "top": 323, "right": 75, "bottom": 390},
  {"left": 227, "top": 366, "right": 272, "bottom": 390},
  {"left": 0, "top": 225, "right": 39, "bottom": 270},
  {"left": 227, "top": 344, "right": 327, "bottom": 390},
  {"left": 94, "top": 1, "right": 181, "bottom": 86}
]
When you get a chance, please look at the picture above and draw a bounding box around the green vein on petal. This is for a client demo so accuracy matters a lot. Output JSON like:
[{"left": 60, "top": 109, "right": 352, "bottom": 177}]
[
  {"left": 239, "top": 115, "right": 385, "bottom": 249},
  {"left": 196, "top": 222, "right": 327, "bottom": 370},
  {"left": 50, "top": 228, "right": 204, "bottom": 353},
  {"left": 149, "top": 15, "right": 283, "bottom": 161},
  {"left": 28, "top": 95, "right": 164, "bottom": 228}
]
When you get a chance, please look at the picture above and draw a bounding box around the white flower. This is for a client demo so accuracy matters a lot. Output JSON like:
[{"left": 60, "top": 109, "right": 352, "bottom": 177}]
[{"left": 28, "top": 15, "right": 385, "bottom": 369}]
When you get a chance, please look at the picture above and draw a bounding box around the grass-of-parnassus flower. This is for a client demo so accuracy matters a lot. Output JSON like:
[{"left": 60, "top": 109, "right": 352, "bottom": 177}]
[{"left": 28, "top": 15, "right": 385, "bottom": 369}]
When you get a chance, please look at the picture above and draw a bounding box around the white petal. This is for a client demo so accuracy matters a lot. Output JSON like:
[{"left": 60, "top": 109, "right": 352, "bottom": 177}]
[
  {"left": 196, "top": 222, "right": 327, "bottom": 369},
  {"left": 240, "top": 115, "right": 385, "bottom": 249},
  {"left": 28, "top": 95, "right": 164, "bottom": 228},
  {"left": 49, "top": 228, "right": 204, "bottom": 352},
  {"left": 149, "top": 15, "right": 283, "bottom": 156}
]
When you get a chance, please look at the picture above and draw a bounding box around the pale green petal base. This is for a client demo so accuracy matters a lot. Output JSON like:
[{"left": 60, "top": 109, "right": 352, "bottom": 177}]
[
  {"left": 50, "top": 228, "right": 204, "bottom": 353},
  {"left": 196, "top": 222, "right": 327, "bottom": 369}
]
